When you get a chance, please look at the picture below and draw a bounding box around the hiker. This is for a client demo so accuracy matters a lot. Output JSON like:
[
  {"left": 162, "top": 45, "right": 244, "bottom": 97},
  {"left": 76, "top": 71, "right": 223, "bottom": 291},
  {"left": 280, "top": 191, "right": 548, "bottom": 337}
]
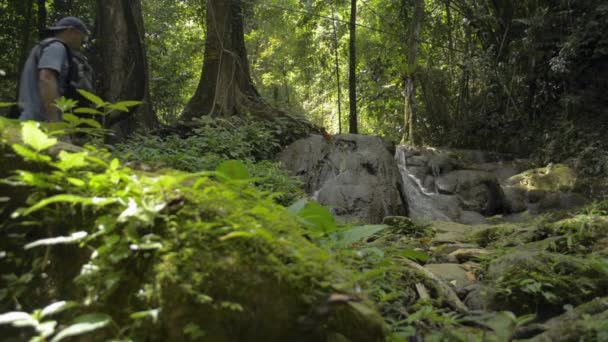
[{"left": 18, "top": 16, "right": 92, "bottom": 122}]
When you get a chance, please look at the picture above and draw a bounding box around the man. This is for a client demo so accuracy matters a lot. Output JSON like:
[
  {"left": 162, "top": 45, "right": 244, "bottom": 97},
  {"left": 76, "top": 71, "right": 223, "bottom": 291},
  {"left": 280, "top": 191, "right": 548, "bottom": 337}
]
[{"left": 18, "top": 16, "right": 90, "bottom": 122}]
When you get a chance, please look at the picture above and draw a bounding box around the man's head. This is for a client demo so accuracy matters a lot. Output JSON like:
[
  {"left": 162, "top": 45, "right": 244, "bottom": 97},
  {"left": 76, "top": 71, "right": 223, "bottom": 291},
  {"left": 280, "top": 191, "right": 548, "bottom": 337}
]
[{"left": 48, "top": 17, "right": 90, "bottom": 50}]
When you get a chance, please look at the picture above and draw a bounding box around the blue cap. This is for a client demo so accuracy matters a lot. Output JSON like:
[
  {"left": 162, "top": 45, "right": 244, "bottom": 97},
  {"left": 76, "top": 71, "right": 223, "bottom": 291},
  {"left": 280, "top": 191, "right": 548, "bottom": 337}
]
[{"left": 47, "top": 17, "right": 90, "bottom": 35}]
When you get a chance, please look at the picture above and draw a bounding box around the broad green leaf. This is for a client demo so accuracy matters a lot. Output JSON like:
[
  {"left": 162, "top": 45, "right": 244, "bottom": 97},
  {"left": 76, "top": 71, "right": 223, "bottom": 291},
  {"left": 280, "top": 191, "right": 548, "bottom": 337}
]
[
  {"left": 24, "top": 231, "right": 88, "bottom": 250},
  {"left": 12, "top": 144, "right": 52, "bottom": 163},
  {"left": 76, "top": 90, "right": 104, "bottom": 108},
  {"left": 108, "top": 103, "right": 130, "bottom": 112},
  {"left": 129, "top": 242, "right": 163, "bottom": 251},
  {"left": 0, "top": 312, "right": 37, "bottom": 327},
  {"left": 62, "top": 113, "right": 80, "bottom": 124},
  {"left": 130, "top": 309, "right": 160, "bottom": 323},
  {"left": 38, "top": 320, "right": 58, "bottom": 338},
  {"left": 216, "top": 160, "right": 250, "bottom": 181},
  {"left": 54, "top": 151, "right": 88, "bottom": 171},
  {"left": 51, "top": 313, "right": 111, "bottom": 342},
  {"left": 397, "top": 249, "right": 430, "bottom": 262},
  {"left": 22, "top": 195, "right": 118, "bottom": 216},
  {"left": 287, "top": 198, "right": 308, "bottom": 214},
  {"left": 296, "top": 201, "right": 337, "bottom": 233},
  {"left": 21, "top": 121, "right": 57, "bottom": 151},
  {"left": 54, "top": 97, "right": 78, "bottom": 113},
  {"left": 219, "top": 231, "right": 255, "bottom": 240},
  {"left": 336, "top": 225, "right": 388, "bottom": 247},
  {"left": 0, "top": 102, "right": 15, "bottom": 108},
  {"left": 113, "top": 101, "right": 142, "bottom": 108},
  {"left": 67, "top": 177, "right": 86, "bottom": 187},
  {"left": 74, "top": 107, "right": 103, "bottom": 115},
  {"left": 41, "top": 301, "right": 78, "bottom": 318},
  {"left": 78, "top": 118, "right": 102, "bottom": 128}
]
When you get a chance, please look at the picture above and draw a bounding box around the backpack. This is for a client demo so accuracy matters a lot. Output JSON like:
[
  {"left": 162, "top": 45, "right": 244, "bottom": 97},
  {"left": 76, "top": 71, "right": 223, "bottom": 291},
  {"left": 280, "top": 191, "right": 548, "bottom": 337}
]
[{"left": 35, "top": 38, "right": 95, "bottom": 103}]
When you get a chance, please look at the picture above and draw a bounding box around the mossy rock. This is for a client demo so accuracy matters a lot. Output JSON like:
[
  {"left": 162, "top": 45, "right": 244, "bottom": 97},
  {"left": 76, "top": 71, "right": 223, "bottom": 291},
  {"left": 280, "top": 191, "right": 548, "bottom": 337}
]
[
  {"left": 506, "top": 164, "right": 577, "bottom": 192},
  {"left": 485, "top": 251, "right": 608, "bottom": 316},
  {"left": 0, "top": 119, "right": 385, "bottom": 341}
]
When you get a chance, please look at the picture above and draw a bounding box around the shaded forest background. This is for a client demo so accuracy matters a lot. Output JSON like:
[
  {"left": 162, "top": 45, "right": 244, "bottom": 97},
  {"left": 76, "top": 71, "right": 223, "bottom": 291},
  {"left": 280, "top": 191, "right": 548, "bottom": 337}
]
[{"left": 1, "top": 0, "right": 607, "bottom": 163}]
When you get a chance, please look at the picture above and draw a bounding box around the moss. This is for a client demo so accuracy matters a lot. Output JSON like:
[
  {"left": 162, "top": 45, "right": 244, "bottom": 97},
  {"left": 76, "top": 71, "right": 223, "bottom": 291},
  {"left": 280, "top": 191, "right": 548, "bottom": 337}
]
[
  {"left": 485, "top": 251, "right": 608, "bottom": 316},
  {"left": 508, "top": 164, "right": 576, "bottom": 192},
  {"left": 0, "top": 121, "right": 385, "bottom": 341}
]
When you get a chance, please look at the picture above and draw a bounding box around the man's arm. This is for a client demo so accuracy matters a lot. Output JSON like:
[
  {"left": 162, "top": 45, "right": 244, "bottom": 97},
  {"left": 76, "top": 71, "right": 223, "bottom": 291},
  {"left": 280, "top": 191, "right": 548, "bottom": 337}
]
[{"left": 39, "top": 68, "right": 60, "bottom": 122}]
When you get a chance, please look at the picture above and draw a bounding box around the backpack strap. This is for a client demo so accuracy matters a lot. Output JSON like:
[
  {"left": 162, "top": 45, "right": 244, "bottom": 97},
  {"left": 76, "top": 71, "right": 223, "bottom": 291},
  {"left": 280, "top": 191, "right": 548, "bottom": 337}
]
[{"left": 35, "top": 38, "right": 77, "bottom": 88}]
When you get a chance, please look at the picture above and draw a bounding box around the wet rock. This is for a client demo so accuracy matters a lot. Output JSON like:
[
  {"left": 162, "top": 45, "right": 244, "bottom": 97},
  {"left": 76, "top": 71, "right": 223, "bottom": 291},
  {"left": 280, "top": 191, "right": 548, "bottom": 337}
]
[
  {"left": 279, "top": 134, "right": 407, "bottom": 223},
  {"left": 525, "top": 297, "right": 608, "bottom": 341},
  {"left": 447, "top": 248, "right": 493, "bottom": 263},
  {"left": 435, "top": 170, "right": 507, "bottom": 215},
  {"left": 430, "top": 221, "right": 487, "bottom": 244},
  {"left": 462, "top": 284, "right": 490, "bottom": 311},
  {"left": 424, "top": 263, "right": 476, "bottom": 293},
  {"left": 432, "top": 243, "right": 480, "bottom": 255},
  {"left": 503, "top": 185, "right": 527, "bottom": 213}
]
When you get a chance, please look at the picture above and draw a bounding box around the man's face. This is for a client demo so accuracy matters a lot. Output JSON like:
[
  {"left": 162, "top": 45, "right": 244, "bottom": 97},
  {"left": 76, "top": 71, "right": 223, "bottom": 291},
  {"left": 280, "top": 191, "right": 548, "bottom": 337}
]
[{"left": 67, "top": 28, "right": 88, "bottom": 50}]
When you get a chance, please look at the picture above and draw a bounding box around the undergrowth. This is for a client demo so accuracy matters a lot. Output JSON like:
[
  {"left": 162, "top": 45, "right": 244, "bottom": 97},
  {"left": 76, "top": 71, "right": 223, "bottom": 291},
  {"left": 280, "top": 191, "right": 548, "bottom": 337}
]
[{"left": 114, "top": 116, "right": 304, "bottom": 206}]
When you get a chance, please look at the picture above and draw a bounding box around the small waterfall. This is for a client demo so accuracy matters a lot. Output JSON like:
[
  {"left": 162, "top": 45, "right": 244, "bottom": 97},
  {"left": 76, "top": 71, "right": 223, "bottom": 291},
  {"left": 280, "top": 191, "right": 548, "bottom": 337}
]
[{"left": 395, "top": 146, "right": 461, "bottom": 222}]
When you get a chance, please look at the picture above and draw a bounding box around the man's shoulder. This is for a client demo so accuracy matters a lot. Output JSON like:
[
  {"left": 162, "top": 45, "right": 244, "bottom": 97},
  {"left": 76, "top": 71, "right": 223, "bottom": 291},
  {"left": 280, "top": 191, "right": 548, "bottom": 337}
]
[{"left": 38, "top": 40, "right": 69, "bottom": 61}]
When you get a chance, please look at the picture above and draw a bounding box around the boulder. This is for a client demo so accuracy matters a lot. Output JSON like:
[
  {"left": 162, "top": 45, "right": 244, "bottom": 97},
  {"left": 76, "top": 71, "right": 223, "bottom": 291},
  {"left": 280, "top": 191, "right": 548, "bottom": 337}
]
[
  {"left": 278, "top": 134, "right": 407, "bottom": 223},
  {"left": 435, "top": 170, "right": 507, "bottom": 216},
  {"left": 424, "top": 263, "right": 476, "bottom": 293}
]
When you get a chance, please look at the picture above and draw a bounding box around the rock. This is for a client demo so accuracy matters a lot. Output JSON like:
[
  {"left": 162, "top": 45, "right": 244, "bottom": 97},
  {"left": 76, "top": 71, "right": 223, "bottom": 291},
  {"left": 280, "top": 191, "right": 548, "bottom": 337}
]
[
  {"left": 447, "top": 248, "right": 493, "bottom": 263},
  {"left": 431, "top": 221, "right": 487, "bottom": 244},
  {"left": 502, "top": 185, "right": 527, "bottom": 213},
  {"left": 432, "top": 243, "right": 480, "bottom": 255},
  {"left": 278, "top": 134, "right": 407, "bottom": 223},
  {"left": 435, "top": 170, "right": 507, "bottom": 216},
  {"left": 424, "top": 263, "right": 476, "bottom": 294},
  {"left": 463, "top": 284, "right": 490, "bottom": 311},
  {"left": 477, "top": 159, "right": 536, "bottom": 182},
  {"left": 382, "top": 216, "right": 433, "bottom": 237},
  {"left": 505, "top": 163, "right": 577, "bottom": 192},
  {"left": 525, "top": 297, "right": 608, "bottom": 341},
  {"left": 485, "top": 251, "right": 608, "bottom": 315},
  {"left": 458, "top": 211, "right": 488, "bottom": 225}
]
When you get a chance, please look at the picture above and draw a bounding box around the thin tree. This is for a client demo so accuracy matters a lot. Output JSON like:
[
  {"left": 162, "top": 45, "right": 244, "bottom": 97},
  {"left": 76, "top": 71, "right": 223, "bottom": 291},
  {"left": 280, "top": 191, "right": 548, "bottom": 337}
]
[
  {"left": 402, "top": 0, "right": 424, "bottom": 145},
  {"left": 348, "top": 0, "right": 358, "bottom": 134},
  {"left": 331, "top": 5, "right": 343, "bottom": 134}
]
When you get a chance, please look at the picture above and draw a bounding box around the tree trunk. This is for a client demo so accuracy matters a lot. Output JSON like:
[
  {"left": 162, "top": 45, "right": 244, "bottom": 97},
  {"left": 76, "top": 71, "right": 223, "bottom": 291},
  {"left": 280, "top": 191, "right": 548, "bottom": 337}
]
[
  {"left": 37, "top": 0, "right": 47, "bottom": 40},
  {"left": 182, "top": 0, "right": 260, "bottom": 119},
  {"left": 402, "top": 0, "right": 424, "bottom": 145},
  {"left": 331, "top": 6, "right": 343, "bottom": 134},
  {"left": 96, "top": 0, "right": 157, "bottom": 141},
  {"left": 180, "top": 0, "right": 319, "bottom": 145},
  {"left": 348, "top": 0, "right": 358, "bottom": 134}
]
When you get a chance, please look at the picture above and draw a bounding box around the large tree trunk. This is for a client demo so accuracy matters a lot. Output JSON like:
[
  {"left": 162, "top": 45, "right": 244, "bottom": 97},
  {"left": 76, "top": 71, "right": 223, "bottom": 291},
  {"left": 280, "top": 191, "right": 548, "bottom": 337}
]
[
  {"left": 181, "top": 0, "right": 319, "bottom": 145},
  {"left": 182, "top": 0, "right": 261, "bottom": 119},
  {"left": 402, "top": 0, "right": 424, "bottom": 145},
  {"left": 95, "top": 0, "right": 157, "bottom": 141},
  {"left": 348, "top": 0, "right": 358, "bottom": 134}
]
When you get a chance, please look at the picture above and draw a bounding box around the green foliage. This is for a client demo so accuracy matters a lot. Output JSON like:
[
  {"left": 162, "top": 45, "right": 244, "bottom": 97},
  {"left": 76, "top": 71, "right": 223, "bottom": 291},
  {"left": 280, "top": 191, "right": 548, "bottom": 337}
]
[
  {"left": 0, "top": 119, "right": 382, "bottom": 340},
  {"left": 142, "top": 0, "right": 205, "bottom": 123},
  {"left": 490, "top": 253, "right": 608, "bottom": 315},
  {"left": 114, "top": 116, "right": 304, "bottom": 205}
]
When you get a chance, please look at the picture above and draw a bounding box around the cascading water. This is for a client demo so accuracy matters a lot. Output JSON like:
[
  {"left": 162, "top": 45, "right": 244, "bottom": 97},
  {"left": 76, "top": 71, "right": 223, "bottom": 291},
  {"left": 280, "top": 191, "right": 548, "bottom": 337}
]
[{"left": 395, "top": 145, "right": 463, "bottom": 222}]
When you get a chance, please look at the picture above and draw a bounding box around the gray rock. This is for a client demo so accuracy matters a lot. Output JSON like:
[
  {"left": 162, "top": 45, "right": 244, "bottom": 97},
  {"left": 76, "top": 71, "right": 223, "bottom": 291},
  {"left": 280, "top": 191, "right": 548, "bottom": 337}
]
[
  {"left": 503, "top": 186, "right": 527, "bottom": 213},
  {"left": 424, "top": 263, "right": 475, "bottom": 293},
  {"left": 435, "top": 170, "right": 507, "bottom": 216},
  {"left": 463, "top": 284, "right": 490, "bottom": 311},
  {"left": 278, "top": 134, "right": 407, "bottom": 223}
]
